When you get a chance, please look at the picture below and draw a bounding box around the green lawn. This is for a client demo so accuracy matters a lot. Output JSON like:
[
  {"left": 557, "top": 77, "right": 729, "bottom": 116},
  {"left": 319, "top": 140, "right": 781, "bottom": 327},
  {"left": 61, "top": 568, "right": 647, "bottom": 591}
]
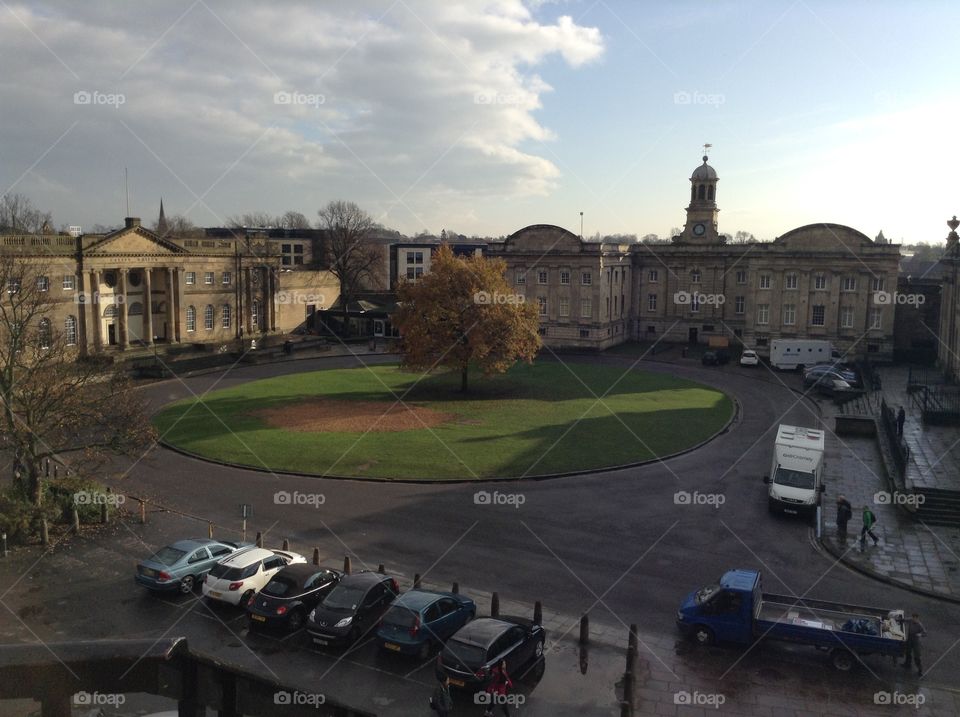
[{"left": 153, "top": 362, "right": 732, "bottom": 479}]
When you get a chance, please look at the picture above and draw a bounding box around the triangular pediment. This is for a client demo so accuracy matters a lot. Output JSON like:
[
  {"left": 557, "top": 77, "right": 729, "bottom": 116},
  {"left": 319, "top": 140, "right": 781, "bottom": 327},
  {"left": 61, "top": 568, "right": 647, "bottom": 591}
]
[{"left": 86, "top": 227, "right": 186, "bottom": 255}]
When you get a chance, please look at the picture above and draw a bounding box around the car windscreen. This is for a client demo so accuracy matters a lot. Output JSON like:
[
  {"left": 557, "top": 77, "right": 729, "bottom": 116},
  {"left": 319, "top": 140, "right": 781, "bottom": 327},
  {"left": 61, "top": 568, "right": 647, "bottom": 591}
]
[
  {"left": 774, "top": 467, "right": 816, "bottom": 489},
  {"left": 695, "top": 584, "right": 720, "bottom": 605},
  {"left": 443, "top": 639, "right": 487, "bottom": 667},
  {"left": 151, "top": 546, "right": 186, "bottom": 566},
  {"left": 382, "top": 606, "right": 418, "bottom": 628},
  {"left": 262, "top": 577, "right": 298, "bottom": 597},
  {"left": 209, "top": 563, "right": 257, "bottom": 580},
  {"left": 322, "top": 584, "right": 366, "bottom": 610}
]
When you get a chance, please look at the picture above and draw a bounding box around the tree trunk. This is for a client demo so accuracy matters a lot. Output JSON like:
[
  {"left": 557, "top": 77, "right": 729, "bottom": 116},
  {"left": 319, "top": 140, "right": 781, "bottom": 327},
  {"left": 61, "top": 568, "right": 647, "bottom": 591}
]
[{"left": 460, "top": 364, "right": 468, "bottom": 393}]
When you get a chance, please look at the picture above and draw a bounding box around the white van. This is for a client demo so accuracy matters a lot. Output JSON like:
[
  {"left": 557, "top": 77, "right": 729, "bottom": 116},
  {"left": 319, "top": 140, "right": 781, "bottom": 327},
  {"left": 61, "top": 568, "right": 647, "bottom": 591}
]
[
  {"left": 763, "top": 425, "right": 825, "bottom": 518},
  {"left": 769, "top": 340, "right": 840, "bottom": 370}
]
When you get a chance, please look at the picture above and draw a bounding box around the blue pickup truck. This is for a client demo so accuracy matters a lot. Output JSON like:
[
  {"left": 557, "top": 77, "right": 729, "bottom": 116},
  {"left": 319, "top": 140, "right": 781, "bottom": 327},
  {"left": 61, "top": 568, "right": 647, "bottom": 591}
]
[{"left": 676, "top": 569, "right": 906, "bottom": 671}]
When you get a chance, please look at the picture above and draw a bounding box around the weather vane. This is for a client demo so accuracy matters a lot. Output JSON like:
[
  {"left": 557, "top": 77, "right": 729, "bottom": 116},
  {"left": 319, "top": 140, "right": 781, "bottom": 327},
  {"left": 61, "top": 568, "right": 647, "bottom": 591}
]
[{"left": 703, "top": 143, "right": 712, "bottom": 158}]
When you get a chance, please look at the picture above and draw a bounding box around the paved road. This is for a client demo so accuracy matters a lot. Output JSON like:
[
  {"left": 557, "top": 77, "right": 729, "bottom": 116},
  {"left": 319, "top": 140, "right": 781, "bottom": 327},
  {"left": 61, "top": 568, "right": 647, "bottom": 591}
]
[{"left": 2, "top": 353, "right": 958, "bottom": 715}]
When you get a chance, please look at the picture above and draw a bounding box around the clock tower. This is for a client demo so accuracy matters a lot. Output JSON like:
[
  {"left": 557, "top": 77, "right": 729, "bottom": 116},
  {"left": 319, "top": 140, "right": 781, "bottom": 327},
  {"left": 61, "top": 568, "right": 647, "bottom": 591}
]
[{"left": 678, "top": 154, "right": 720, "bottom": 243}]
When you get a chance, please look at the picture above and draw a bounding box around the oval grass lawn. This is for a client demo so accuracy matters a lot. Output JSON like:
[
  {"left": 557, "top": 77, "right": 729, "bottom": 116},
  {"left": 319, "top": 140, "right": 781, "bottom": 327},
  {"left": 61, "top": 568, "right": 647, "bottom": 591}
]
[{"left": 153, "top": 362, "right": 733, "bottom": 480}]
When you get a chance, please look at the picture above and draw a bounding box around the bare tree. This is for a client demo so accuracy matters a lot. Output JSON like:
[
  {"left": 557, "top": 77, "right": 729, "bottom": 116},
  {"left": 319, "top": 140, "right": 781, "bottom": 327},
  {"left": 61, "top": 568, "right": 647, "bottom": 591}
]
[
  {"left": 316, "top": 200, "right": 381, "bottom": 336},
  {"left": 732, "top": 230, "right": 757, "bottom": 244},
  {"left": 152, "top": 214, "right": 196, "bottom": 236},
  {"left": 226, "top": 211, "right": 277, "bottom": 228},
  {"left": 279, "top": 211, "right": 311, "bottom": 230},
  {"left": 0, "top": 194, "right": 53, "bottom": 235}
]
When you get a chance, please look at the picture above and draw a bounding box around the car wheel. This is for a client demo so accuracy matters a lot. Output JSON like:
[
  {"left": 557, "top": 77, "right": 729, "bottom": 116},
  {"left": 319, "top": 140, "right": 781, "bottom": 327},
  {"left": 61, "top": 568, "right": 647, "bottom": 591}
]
[
  {"left": 692, "top": 625, "right": 715, "bottom": 646},
  {"left": 179, "top": 575, "right": 195, "bottom": 594},
  {"left": 534, "top": 639, "right": 544, "bottom": 658},
  {"left": 287, "top": 609, "right": 305, "bottom": 632},
  {"left": 240, "top": 590, "right": 255, "bottom": 606},
  {"left": 831, "top": 648, "right": 854, "bottom": 672}
]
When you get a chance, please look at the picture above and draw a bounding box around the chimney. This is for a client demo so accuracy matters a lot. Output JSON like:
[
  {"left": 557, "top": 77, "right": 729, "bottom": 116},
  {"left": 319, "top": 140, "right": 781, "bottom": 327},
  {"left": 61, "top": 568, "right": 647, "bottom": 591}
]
[{"left": 125, "top": 217, "right": 141, "bottom": 229}]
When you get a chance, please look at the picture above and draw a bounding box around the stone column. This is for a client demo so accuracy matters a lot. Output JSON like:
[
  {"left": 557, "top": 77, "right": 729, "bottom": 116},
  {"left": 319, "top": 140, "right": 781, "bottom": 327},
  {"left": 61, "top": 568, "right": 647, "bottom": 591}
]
[
  {"left": 165, "top": 268, "right": 175, "bottom": 342},
  {"left": 244, "top": 267, "right": 254, "bottom": 334},
  {"left": 76, "top": 270, "right": 89, "bottom": 357},
  {"left": 90, "top": 270, "right": 102, "bottom": 353},
  {"left": 118, "top": 268, "right": 130, "bottom": 349},
  {"left": 267, "top": 269, "right": 277, "bottom": 331},
  {"left": 143, "top": 268, "right": 154, "bottom": 345},
  {"left": 172, "top": 267, "right": 183, "bottom": 342}
]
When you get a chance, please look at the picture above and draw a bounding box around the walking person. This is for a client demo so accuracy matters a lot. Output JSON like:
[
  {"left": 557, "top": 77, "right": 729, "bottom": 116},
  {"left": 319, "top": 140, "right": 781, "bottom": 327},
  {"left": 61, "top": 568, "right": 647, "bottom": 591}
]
[
  {"left": 897, "top": 406, "right": 906, "bottom": 437},
  {"left": 430, "top": 675, "right": 454, "bottom": 716},
  {"left": 836, "top": 495, "right": 853, "bottom": 541},
  {"left": 482, "top": 660, "right": 513, "bottom": 717},
  {"left": 860, "top": 505, "right": 879, "bottom": 547},
  {"left": 902, "top": 612, "right": 926, "bottom": 677}
]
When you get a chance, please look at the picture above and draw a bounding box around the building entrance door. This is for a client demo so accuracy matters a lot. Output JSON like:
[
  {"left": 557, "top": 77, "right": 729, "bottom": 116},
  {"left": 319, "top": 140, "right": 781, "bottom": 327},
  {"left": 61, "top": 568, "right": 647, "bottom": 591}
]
[
  {"left": 108, "top": 324, "right": 117, "bottom": 346},
  {"left": 688, "top": 327, "right": 698, "bottom": 344}
]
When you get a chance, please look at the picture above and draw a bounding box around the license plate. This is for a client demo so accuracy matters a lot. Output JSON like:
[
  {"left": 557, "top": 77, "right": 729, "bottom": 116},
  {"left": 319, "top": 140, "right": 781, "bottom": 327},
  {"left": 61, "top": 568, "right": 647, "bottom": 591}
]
[
  {"left": 449, "top": 678, "right": 464, "bottom": 687},
  {"left": 208, "top": 591, "right": 222, "bottom": 598},
  {"left": 784, "top": 508, "right": 798, "bottom": 514},
  {"left": 384, "top": 642, "right": 401, "bottom": 651},
  {"left": 313, "top": 637, "right": 329, "bottom": 645},
  {"left": 251, "top": 614, "right": 266, "bottom": 622}
]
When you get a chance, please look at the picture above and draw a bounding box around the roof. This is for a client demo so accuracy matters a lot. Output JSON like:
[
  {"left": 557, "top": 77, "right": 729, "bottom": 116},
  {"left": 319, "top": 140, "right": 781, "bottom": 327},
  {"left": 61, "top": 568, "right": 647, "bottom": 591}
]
[
  {"left": 391, "top": 589, "right": 452, "bottom": 611},
  {"left": 691, "top": 156, "right": 717, "bottom": 181},
  {"left": 220, "top": 547, "right": 272, "bottom": 566},
  {"left": 339, "top": 571, "right": 390, "bottom": 588},
  {"left": 450, "top": 617, "right": 514, "bottom": 646},
  {"left": 720, "top": 569, "right": 758, "bottom": 592},
  {"left": 169, "top": 538, "right": 219, "bottom": 551},
  {"left": 274, "top": 563, "right": 335, "bottom": 586}
]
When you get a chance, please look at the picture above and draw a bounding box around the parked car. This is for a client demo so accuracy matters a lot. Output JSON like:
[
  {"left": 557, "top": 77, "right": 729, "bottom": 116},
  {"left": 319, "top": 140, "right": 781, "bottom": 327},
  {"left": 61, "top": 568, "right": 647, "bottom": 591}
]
[
  {"left": 306, "top": 571, "right": 400, "bottom": 646},
  {"left": 438, "top": 616, "right": 545, "bottom": 690},
  {"left": 702, "top": 350, "right": 729, "bottom": 366},
  {"left": 802, "top": 364, "right": 859, "bottom": 387},
  {"left": 202, "top": 548, "right": 306, "bottom": 606},
  {"left": 135, "top": 539, "right": 253, "bottom": 594},
  {"left": 739, "top": 350, "right": 760, "bottom": 367},
  {"left": 246, "top": 564, "right": 342, "bottom": 631},
  {"left": 815, "top": 378, "right": 855, "bottom": 397},
  {"left": 376, "top": 590, "right": 476, "bottom": 658}
]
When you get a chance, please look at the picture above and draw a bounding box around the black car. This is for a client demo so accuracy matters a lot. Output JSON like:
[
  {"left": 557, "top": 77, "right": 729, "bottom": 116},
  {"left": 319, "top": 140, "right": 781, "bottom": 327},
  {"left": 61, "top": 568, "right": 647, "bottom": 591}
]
[
  {"left": 438, "top": 616, "right": 545, "bottom": 690},
  {"left": 701, "top": 350, "right": 729, "bottom": 366},
  {"left": 246, "top": 564, "right": 341, "bottom": 631},
  {"left": 306, "top": 571, "right": 399, "bottom": 646}
]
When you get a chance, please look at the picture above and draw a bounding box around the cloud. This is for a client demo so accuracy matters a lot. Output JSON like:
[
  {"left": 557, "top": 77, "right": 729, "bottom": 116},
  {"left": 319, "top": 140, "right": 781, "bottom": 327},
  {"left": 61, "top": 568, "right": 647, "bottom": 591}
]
[{"left": 0, "top": 0, "right": 604, "bottom": 232}]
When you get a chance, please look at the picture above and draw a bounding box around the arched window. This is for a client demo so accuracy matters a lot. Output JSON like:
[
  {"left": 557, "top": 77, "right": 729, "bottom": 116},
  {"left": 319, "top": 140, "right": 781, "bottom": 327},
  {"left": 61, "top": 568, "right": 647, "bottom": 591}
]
[
  {"left": 707, "top": 185, "right": 714, "bottom": 201},
  {"left": 204, "top": 304, "right": 214, "bottom": 330},
  {"left": 186, "top": 305, "right": 196, "bottom": 332},
  {"left": 64, "top": 315, "right": 77, "bottom": 346},
  {"left": 697, "top": 184, "right": 706, "bottom": 200},
  {"left": 103, "top": 304, "right": 118, "bottom": 318},
  {"left": 252, "top": 300, "right": 261, "bottom": 330},
  {"left": 38, "top": 318, "right": 51, "bottom": 349},
  {"left": 222, "top": 304, "right": 232, "bottom": 330},
  {"left": 128, "top": 302, "right": 143, "bottom": 316}
]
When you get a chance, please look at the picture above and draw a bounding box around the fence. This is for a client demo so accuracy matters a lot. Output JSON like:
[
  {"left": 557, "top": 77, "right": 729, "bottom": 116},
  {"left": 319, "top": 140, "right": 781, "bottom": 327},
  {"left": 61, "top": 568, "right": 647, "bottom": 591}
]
[
  {"left": 914, "top": 385, "right": 960, "bottom": 425},
  {"left": 879, "top": 399, "right": 911, "bottom": 483}
]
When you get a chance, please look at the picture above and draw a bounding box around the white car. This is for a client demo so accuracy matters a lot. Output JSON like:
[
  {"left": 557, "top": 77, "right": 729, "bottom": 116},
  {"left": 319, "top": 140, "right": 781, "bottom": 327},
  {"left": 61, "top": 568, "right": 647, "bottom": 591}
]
[
  {"left": 202, "top": 548, "right": 306, "bottom": 606},
  {"left": 740, "top": 350, "right": 760, "bottom": 367}
]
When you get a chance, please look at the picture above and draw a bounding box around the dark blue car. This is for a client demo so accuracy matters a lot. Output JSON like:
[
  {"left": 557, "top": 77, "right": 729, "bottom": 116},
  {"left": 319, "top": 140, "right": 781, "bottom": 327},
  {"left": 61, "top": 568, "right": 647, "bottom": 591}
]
[{"left": 376, "top": 589, "right": 476, "bottom": 658}]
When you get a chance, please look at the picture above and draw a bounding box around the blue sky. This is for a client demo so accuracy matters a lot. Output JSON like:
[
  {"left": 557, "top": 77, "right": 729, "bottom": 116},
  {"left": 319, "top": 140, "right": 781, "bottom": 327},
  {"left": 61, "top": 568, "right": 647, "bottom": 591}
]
[{"left": 1, "top": 1, "right": 957, "bottom": 242}]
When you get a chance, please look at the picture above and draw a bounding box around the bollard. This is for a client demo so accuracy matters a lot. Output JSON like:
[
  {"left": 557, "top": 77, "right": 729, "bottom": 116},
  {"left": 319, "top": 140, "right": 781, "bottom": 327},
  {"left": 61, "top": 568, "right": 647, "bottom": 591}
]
[
  {"left": 313, "top": 547, "right": 321, "bottom": 566},
  {"left": 54, "top": 465, "right": 59, "bottom": 479},
  {"left": 343, "top": 556, "right": 351, "bottom": 575},
  {"left": 71, "top": 507, "right": 80, "bottom": 534},
  {"left": 491, "top": 592, "right": 500, "bottom": 618},
  {"left": 625, "top": 645, "right": 635, "bottom": 676},
  {"left": 579, "top": 614, "right": 589, "bottom": 645},
  {"left": 1, "top": 532, "right": 7, "bottom": 558},
  {"left": 623, "top": 670, "right": 634, "bottom": 712},
  {"left": 45, "top": 460, "right": 49, "bottom": 477},
  {"left": 378, "top": 563, "right": 385, "bottom": 574},
  {"left": 628, "top": 623, "right": 638, "bottom": 656},
  {"left": 139, "top": 500, "right": 146, "bottom": 525},
  {"left": 534, "top": 600, "right": 542, "bottom": 626},
  {"left": 40, "top": 518, "right": 49, "bottom": 546},
  {"left": 255, "top": 531, "right": 263, "bottom": 548},
  {"left": 620, "top": 701, "right": 631, "bottom": 717},
  {"left": 414, "top": 573, "right": 421, "bottom": 589},
  {"left": 451, "top": 581, "right": 459, "bottom": 594},
  {"left": 282, "top": 538, "right": 290, "bottom": 551},
  {"left": 100, "top": 500, "right": 108, "bottom": 525},
  {"left": 208, "top": 522, "right": 214, "bottom": 539}
]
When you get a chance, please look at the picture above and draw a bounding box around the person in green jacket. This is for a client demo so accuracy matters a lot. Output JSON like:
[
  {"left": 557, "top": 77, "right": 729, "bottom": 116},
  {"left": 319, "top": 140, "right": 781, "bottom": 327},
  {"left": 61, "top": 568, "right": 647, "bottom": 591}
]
[{"left": 860, "top": 505, "right": 879, "bottom": 546}]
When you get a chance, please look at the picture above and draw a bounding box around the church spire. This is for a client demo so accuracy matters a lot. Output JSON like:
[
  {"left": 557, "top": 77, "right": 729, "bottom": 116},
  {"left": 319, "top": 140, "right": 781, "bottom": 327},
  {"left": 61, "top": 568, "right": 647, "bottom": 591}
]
[{"left": 157, "top": 198, "right": 168, "bottom": 235}]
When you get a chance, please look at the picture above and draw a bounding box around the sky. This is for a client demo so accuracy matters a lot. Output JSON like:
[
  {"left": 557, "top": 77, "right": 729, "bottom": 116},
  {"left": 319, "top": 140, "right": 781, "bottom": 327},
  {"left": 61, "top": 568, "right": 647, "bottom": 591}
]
[{"left": 1, "top": 0, "right": 958, "bottom": 242}]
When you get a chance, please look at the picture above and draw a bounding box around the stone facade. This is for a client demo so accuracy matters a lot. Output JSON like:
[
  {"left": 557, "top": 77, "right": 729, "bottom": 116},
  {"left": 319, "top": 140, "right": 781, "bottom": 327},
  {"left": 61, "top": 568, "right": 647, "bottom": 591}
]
[{"left": 937, "top": 217, "right": 960, "bottom": 379}]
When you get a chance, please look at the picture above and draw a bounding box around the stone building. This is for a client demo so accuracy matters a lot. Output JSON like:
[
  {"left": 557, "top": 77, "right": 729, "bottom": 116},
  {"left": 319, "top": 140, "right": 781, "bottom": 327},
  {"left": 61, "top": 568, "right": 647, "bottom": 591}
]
[{"left": 937, "top": 217, "right": 960, "bottom": 379}]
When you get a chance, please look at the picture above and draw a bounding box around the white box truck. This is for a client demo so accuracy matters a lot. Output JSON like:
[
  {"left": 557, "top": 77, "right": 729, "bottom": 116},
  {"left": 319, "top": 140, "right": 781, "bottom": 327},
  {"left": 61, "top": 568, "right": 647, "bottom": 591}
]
[
  {"left": 768, "top": 339, "right": 840, "bottom": 370},
  {"left": 763, "top": 425, "right": 826, "bottom": 519}
]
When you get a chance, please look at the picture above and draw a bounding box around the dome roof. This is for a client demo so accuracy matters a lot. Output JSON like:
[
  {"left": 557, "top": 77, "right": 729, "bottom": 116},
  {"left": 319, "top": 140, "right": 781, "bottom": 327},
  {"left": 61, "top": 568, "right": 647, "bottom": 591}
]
[{"left": 691, "top": 156, "right": 717, "bottom": 181}]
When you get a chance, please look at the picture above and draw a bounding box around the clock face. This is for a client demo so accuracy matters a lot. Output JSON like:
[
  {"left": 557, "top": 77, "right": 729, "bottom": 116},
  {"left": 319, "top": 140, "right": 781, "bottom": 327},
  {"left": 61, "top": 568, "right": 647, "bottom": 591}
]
[{"left": 693, "top": 223, "right": 706, "bottom": 236}]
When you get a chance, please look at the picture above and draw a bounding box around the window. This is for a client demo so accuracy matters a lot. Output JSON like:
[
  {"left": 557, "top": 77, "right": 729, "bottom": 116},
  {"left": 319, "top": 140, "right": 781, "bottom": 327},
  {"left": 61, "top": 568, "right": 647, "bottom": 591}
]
[
  {"left": 559, "top": 296, "right": 570, "bottom": 317},
  {"left": 185, "top": 271, "right": 196, "bottom": 285},
  {"left": 579, "top": 329, "right": 589, "bottom": 338},
  {"left": 580, "top": 298, "right": 592, "bottom": 318},
  {"left": 252, "top": 300, "right": 261, "bottom": 329},
  {"left": 186, "top": 306, "right": 196, "bottom": 332},
  {"left": 537, "top": 326, "right": 547, "bottom": 336},
  {"left": 785, "top": 273, "right": 797, "bottom": 290},
  {"left": 537, "top": 296, "right": 547, "bottom": 316},
  {"left": 814, "top": 274, "right": 826, "bottom": 290},
  {"left": 783, "top": 304, "right": 796, "bottom": 325},
  {"left": 62, "top": 275, "right": 75, "bottom": 290},
  {"left": 691, "top": 270, "right": 701, "bottom": 284},
  {"left": 690, "top": 294, "right": 700, "bottom": 313},
  {"left": 406, "top": 266, "right": 424, "bottom": 280},
  {"left": 647, "top": 294, "right": 657, "bottom": 311},
  {"left": 735, "top": 270, "right": 746, "bottom": 285},
  {"left": 560, "top": 271, "right": 570, "bottom": 285},
  {"left": 7, "top": 279, "right": 20, "bottom": 294},
  {"left": 734, "top": 296, "right": 745, "bottom": 314},
  {"left": 759, "top": 274, "right": 770, "bottom": 289},
  {"left": 537, "top": 270, "right": 548, "bottom": 285},
  {"left": 515, "top": 269, "right": 525, "bottom": 285},
  {"left": 840, "top": 306, "right": 854, "bottom": 328},
  {"left": 407, "top": 251, "right": 424, "bottom": 264},
  {"left": 204, "top": 304, "right": 214, "bottom": 330},
  {"left": 36, "top": 276, "right": 49, "bottom": 292},
  {"left": 605, "top": 297, "right": 610, "bottom": 317},
  {"left": 64, "top": 315, "right": 77, "bottom": 346},
  {"left": 581, "top": 271, "right": 592, "bottom": 286},
  {"left": 282, "top": 243, "right": 306, "bottom": 266},
  {"left": 870, "top": 308, "right": 882, "bottom": 330},
  {"left": 842, "top": 276, "right": 856, "bottom": 292},
  {"left": 872, "top": 276, "right": 884, "bottom": 292},
  {"left": 222, "top": 304, "right": 231, "bottom": 329},
  {"left": 648, "top": 269, "right": 659, "bottom": 282},
  {"left": 756, "top": 304, "right": 769, "bottom": 325},
  {"left": 38, "top": 318, "right": 51, "bottom": 349},
  {"left": 811, "top": 305, "right": 825, "bottom": 326},
  {"left": 222, "top": 271, "right": 232, "bottom": 285}
]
